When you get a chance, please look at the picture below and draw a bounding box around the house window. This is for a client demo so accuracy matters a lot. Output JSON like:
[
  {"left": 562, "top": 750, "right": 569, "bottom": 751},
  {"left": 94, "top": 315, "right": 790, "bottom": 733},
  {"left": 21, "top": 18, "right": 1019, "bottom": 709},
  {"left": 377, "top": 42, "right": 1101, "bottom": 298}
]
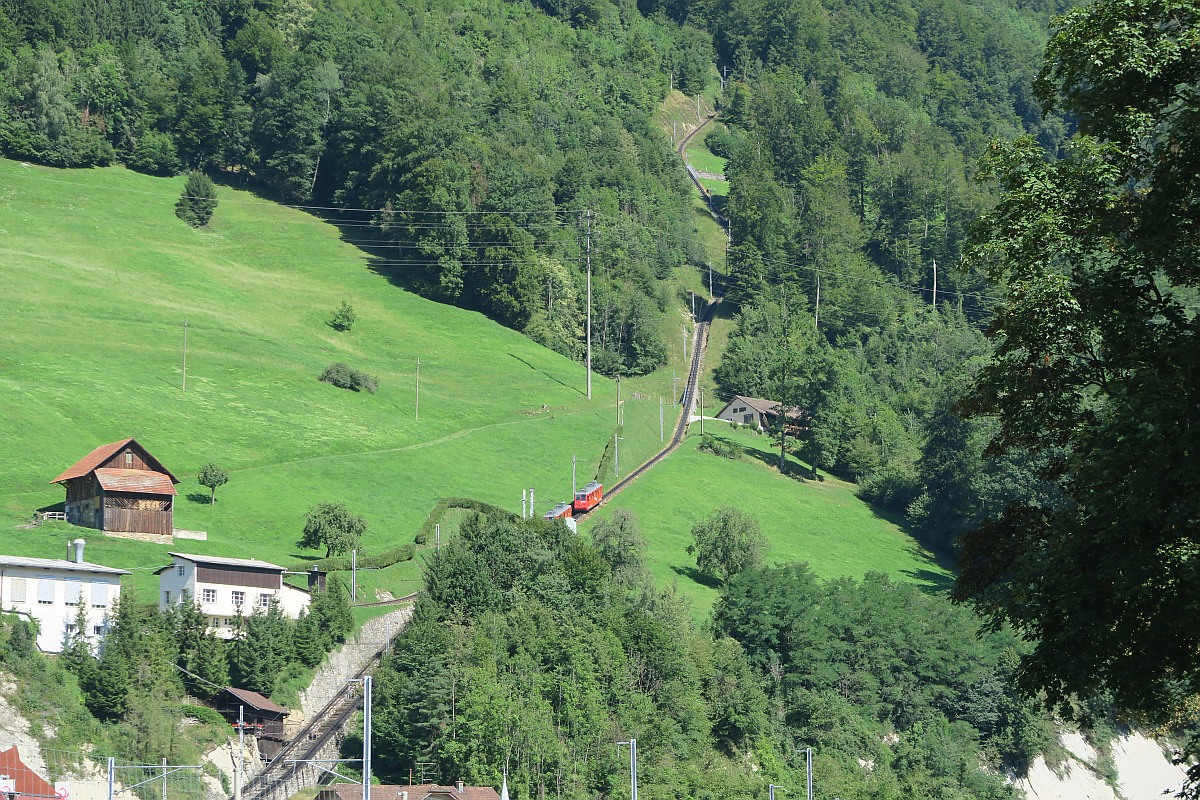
[
  {"left": 93, "top": 625, "right": 104, "bottom": 636},
  {"left": 91, "top": 583, "right": 108, "bottom": 608},
  {"left": 37, "top": 577, "right": 55, "bottom": 605},
  {"left": 202, "top": 588, "right": 217, "bottom": 604},
  {"left": 744, "top": 414, "right": 754, "bottom": 424},
  {"left": 176, "top": 565, "right": 184, "bottom": 577},
  {"left": 65, "top": 623, "right": 76, "bottom": 634},
  {"left": 125, "top": 452, "right": 134, "bottom": 465},
  {"left": 258, "top": 593, "right": 272, "bottom": 610},
  {"left": 11, "top": 577, "right": 27, "bottom": 604},
  {"left": 65, "top": 579, "right": 83, "bottom": 606},
  {"left": 231, "top": 590, "right": 245, "bottom": 608},
  {"left": 163, "top": 590, "right": 172, "bottom": 605}
]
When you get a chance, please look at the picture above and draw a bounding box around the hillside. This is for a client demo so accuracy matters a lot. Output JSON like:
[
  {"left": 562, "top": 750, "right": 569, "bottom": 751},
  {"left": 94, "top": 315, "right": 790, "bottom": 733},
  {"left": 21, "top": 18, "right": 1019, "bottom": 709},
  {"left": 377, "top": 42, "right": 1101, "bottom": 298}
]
[{"left": 0, "top": 157, "right": 630, "bottom": 598}]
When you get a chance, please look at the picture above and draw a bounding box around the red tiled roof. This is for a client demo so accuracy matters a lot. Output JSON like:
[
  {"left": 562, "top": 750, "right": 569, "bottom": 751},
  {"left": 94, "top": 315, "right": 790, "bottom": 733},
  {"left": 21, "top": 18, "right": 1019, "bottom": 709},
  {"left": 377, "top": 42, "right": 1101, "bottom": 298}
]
[
  {"left": 51, "top": 438, "right": 136, "bottom": 483},
  {"left": 94, "top": 468, "right": 177, "bottom": 495},
  {"left": 318, "top": 784, "right": 501, "bottom": 800},
  {"left": 0, "top": 745, "right": 56, "bottom": 798},
  {"left": 51, "top": 438, "right": 179, "bottom": 484},
  {"left": 222, "top": 687, "right": 289, "bottom": 716}
]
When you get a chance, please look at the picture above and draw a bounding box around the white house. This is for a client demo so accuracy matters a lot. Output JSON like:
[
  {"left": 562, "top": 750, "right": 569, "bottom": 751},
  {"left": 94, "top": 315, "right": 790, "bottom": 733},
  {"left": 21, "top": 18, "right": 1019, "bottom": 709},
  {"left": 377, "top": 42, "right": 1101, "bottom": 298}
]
[
  {"left": 156, "top": 552, "right": 311, "bottom": 639},
  {"left": 0, "top": 539, "right": 127, "bottom": 653}
]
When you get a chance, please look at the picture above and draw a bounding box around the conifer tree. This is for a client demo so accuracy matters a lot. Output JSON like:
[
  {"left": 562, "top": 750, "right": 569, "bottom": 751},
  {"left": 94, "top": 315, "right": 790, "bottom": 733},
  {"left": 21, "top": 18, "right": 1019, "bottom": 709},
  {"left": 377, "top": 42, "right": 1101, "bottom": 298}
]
[{"left": 175, "top": 170, "right": 218, "bottom": 227}]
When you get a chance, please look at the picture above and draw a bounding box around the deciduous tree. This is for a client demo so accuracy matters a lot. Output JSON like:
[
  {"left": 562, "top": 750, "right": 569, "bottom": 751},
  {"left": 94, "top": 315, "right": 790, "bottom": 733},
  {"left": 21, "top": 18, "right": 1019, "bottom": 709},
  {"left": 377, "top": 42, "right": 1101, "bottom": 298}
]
[{"left": 298, "top": 501, "right": 366, "bottom": 557}]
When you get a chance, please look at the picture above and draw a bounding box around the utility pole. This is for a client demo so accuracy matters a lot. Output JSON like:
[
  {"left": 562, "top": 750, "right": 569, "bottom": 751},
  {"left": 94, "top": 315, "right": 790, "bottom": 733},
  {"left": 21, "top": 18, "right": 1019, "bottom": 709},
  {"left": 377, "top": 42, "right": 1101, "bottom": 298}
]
[
  {"left": 572, "top": 454, "right": 577, "bottom": 496},
  {"left": 614, "top": 434, "right": 623, "bottom": 478},
  {"left": 696, "top": 93, "right": 701, "bottom": 121},
  {"left": 235, "top": 705, "right": 244, "bottom": 800},
  {"left": 616, "top": 375, "right": 622, "bottom": 427},
  {"left": 415, "top": 356, "right": 420, "bottom": 421},
  {"left": 768, "top": 785, "right": 785, "bottom": 800},
  {"left": 691, "top": 291, "right": 696, "bottom": 320},
  {"left": 699, "top": 386, "right": 705, "bottom": 435},
  {"left": 361, "top": 676, "right": 373, "bottom": 800},
  {"left": 435, "top": 523, "right": 441, "bottom": 549},
  {"left": 673, "top": 371, "right": 679, "bottom": 406},
  {"left": 617, "top": 739, "right": 638, "bottom": 800},
  {"left": 522, "top": 489, "right": 528, "bottom": 519},
  {"left": 181, "top": 321, "right": 188, "bottom": 392},
  {"left": 814, "top": 270, "right": 821, "bottom": 331},
  {"left": 529, "top": 487, "right": 535, "bottom": 517},
  {"left": 709, "top": 263, "right": 713, "bottom": 298},
  {"left": 932, "top": 257, "right": 938, "bottom": 309},
  {"left": 796, "top": 748, "right": 813, "bottom": 800},
  {"left": 586, "top": 210, "right": 593, "bottom": 400},
  {"left": 659, "top": 397, "right": 664, "bottom": 442},
  {"left": 682, "top": 327, "right": 688, "bottom": 364},
  {"left": 351, "top": 549, "right": 357, "bottom": 604}
]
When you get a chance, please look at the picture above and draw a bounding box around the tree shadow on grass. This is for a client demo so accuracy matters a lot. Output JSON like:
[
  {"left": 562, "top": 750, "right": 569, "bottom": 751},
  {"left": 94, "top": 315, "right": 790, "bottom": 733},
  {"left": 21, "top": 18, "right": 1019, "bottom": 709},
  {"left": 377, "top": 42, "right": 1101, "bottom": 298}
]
[
  {"left": 508, "top": 353, "right": 585, "bottom": 397},
  {"left": 670, "top": 564, "right": 723, "bottom": 590},
  {"left": 900, "top": 568, "right": 956, "bottom": 595},
  {"left": 185, "top": 492, "right": 215, "bottom": 504}
]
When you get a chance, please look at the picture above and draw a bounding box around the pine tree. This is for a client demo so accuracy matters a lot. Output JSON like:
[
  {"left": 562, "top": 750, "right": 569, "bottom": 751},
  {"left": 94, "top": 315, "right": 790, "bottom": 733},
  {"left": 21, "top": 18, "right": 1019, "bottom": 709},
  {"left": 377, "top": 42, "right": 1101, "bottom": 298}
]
[{"left": 175, "top": 170, "right": 218, "bottom": 227}]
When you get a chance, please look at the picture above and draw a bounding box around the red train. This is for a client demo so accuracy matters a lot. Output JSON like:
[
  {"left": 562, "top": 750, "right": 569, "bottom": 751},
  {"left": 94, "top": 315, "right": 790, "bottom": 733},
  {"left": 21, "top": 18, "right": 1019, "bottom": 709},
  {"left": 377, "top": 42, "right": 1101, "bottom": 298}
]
[
  {"left": 543, "top": 502, "right": 573, "bottom": 521},
  {"left": 572, "top": 481, "right": 603, "bottom": 514}
]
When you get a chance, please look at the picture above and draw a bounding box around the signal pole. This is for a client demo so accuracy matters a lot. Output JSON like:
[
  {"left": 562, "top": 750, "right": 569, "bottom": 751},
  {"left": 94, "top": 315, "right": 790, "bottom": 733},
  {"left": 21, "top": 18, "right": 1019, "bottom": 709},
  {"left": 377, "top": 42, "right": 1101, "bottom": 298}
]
[
  {"left": 572, "top": 454, "right": 577, "bottom": 495},
  {"left": 529, "top": 488, "right": 535, "bottom": 517},
  {"left": 659, "top": 397, "right": 664, "bottom": 442},
  {"left": 586, "top": 210, "right": 593, "bottom": 400},
  {"left": 617, "top": 375, "right": 621, "bottom": 426},
  {"left": 617, "top": 739, "right": 638, "bottom": 800},
  {"left": 614, "top": 434, "right": 623, "bottom": 478},
  {"left": 181, "top": 321, "right": 188, "bottom": 392}
]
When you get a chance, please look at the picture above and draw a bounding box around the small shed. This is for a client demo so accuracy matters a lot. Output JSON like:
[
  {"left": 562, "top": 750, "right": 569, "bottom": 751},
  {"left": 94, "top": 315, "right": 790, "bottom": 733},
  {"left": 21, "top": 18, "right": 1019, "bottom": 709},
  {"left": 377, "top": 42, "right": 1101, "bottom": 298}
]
[
  {"left": 51, "top": 438, "right": 179, "bottom": 539},
  {"left": 214, "top": 687, "right": 291, "bottom": 761},
  {"left": 0, "top": 745, "right": 56, "bottom": 799}
]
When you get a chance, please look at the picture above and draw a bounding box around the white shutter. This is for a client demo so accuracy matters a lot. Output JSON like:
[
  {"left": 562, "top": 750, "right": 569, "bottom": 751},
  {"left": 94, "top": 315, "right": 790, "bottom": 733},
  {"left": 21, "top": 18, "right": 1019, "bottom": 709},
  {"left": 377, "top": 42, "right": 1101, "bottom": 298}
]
[
  {"left": 91, "top": 582, "right": 108, "bottom": 608},
  {"left": 37, "top": 576, "right": 56, "bottom": 604},
  {"left": 65, "top": 579, "right": 82, "bottom": 606},
  {"left": 10, "top": 577, "right": 27, "bottom": 604}
]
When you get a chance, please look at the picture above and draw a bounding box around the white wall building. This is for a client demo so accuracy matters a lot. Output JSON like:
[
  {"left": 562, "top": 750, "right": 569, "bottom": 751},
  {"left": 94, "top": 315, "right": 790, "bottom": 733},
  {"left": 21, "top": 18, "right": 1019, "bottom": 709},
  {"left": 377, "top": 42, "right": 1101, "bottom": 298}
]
[
  {"left": 156, "top": 552, "right": 311, "bottom": 639},
  {"left": 0, "top": 539, "right": 127, "bottom": 653}
]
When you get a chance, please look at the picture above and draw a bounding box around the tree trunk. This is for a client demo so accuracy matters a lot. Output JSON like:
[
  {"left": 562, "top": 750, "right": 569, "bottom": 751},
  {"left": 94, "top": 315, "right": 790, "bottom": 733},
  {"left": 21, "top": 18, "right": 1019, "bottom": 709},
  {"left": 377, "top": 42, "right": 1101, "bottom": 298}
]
[{"left": 210, "top": 486, "right": 216, "bottom": 504}]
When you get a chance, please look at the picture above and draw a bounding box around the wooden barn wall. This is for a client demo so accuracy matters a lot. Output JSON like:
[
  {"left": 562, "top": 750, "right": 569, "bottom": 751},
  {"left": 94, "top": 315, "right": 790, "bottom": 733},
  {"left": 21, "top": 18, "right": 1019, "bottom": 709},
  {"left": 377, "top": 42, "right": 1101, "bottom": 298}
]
[
  {"left": 196, "top": 566, "right": 281, "bottom": 589},
  {"left": 101, "top": 493, "right": 173, "bottom": 536},
  {"left": 100, "top": 447, "right": 152, "bottom": 471}
]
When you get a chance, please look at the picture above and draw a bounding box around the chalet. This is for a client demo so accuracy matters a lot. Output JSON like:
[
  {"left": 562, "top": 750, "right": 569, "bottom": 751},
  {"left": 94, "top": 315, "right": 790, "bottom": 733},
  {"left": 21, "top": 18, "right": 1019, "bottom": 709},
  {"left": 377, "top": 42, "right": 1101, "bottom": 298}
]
[
  {"left": 51, "top": 438, "right": 179, "bottom": 539},
  {"left": 0, "top": 745, "right": 56, "bottom": 800},
  {"left": 214, "top": 687, "right": 291, "bottom": 761},
  {"left": 155, "top": 552, "right": 314, "bottom": 638},
  {"left": 317, "top": 783, "right": 502, "bottom": 800},
  {"left": 0, "top": 539, "right": 127, "bottom": 653},
  {"left": 715, "top": 395, "right": 807, "bottom": 431}
]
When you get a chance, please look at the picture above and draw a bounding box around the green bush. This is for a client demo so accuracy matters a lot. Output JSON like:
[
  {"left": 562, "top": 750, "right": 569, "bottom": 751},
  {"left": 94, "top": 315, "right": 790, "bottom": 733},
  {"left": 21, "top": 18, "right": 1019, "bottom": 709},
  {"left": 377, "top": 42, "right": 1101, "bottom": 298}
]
[
  {"left": 128, "top": 131, "right": 179, "bottom": 176},
  {"left": 329, "top": 300, "right": 357, "bottom": 331},
  {"left": 319, "top": 362, "right": 377, "bottom": 393},
  {"left": 700, "top": 433, "right": 741, "bottom": 460}
]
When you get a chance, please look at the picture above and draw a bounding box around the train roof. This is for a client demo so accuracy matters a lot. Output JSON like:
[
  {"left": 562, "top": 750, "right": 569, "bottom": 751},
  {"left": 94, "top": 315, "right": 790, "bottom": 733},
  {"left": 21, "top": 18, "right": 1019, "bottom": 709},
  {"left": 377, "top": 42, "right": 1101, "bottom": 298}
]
[
  {"left": 544, "top": 502, "right": 572, "bottom": 516},
  {"left": 576, "top": 481, "right": 602, "bottom": 495}
]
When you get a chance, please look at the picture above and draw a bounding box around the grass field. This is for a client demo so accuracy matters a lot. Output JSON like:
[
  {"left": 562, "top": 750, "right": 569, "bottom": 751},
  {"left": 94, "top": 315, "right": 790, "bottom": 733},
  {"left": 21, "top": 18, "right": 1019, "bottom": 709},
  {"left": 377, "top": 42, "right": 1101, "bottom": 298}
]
[
  {"left": 583, "top": 426, "right": 952, "bottom": 618},
  {"left": 0, "top": 157, "right": 944, "bottom": 627},
  {"left": 0, "top": 158, "right": 647, "bottom": 598}
]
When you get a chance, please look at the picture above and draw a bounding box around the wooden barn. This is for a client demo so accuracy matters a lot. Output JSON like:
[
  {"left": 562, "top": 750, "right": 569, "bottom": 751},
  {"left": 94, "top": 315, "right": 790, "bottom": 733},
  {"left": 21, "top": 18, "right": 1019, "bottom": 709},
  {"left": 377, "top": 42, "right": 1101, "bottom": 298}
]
[{"left": 51, "top": 438, "right": 179, "bottom": 538}]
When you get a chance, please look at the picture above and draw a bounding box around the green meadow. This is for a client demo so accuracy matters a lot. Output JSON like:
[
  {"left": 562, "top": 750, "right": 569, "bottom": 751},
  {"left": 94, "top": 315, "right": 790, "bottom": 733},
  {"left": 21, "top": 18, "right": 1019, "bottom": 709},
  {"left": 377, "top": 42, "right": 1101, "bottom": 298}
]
[
  {"left": 0, "top": 158, "right": 944, "bottom": 617},
  {"left": 583, "top": 426, "right": 952, "bottom": 617}
]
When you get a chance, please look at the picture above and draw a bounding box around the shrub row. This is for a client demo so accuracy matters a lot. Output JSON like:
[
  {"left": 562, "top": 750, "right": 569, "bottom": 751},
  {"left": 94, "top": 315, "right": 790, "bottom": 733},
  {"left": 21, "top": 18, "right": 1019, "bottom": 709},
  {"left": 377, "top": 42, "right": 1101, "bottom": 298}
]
[
  {"left": 700, "top": 433, "right": 741, "bottom": 460},
  {"left": 292, "top": 542, "right": 415, "bottom": 572},
  {"left": 415, "top": 497, "right": 516, "bottom": 544}
]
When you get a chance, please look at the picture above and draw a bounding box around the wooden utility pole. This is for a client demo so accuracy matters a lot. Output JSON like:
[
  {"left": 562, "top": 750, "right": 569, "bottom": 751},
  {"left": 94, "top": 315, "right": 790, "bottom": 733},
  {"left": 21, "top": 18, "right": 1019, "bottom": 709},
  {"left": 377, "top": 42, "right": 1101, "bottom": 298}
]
[
  {"left": 586, "top": 211, "right": 593, "bottom": 400},
  {"left": 181, "top": 321, "right": 188, "bottom": 392}
]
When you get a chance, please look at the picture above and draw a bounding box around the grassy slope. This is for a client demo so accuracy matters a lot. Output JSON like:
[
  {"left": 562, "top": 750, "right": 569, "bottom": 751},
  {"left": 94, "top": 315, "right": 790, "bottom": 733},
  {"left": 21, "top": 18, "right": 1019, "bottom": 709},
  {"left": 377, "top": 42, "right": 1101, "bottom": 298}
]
[
  {"left": 584, "top": 426, "right": 952, "bottom": 617},
  {"left": 0, "top": 159, "right": 636, "bottom": 598}
]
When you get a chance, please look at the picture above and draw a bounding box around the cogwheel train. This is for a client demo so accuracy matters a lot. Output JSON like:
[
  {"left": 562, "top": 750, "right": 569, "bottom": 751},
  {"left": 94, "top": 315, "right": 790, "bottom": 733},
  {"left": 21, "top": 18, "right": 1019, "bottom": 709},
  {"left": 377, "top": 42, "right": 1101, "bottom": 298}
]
[{"left": 542, "top": 481, "right": 603, "bottom": 521}]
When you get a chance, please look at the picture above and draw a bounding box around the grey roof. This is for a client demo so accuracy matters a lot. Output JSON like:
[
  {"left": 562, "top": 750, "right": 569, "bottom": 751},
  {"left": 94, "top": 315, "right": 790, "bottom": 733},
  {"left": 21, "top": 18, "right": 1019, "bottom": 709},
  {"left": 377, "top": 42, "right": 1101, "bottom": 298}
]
[
  {"left": 168, "top": 552, "right": 286, "bottom": 571},
  {"left": 720, "top": 395, "right": 780, "bottom": 415},
  {"left": 0, "top": 554, "right": 128, "bottom": 575}
]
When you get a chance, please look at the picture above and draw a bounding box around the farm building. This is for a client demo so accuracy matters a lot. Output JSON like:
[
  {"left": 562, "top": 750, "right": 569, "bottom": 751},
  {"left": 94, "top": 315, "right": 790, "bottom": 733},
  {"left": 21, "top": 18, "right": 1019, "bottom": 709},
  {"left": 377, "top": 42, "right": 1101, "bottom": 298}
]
[
  {"left": 0, "top": 745, "right": 56, "bottom": 800},
  {"left": 715, "top": 395, "right": 808, "bottom": 431},
  {"left": 50, "top": 438, "right": 179, "bottom": 539},
  {"left": 156, "top": 552, "right": 315, "bottom": 638},
  {"left": 0, "top": 539, "right": 127, "bottom": 653}
]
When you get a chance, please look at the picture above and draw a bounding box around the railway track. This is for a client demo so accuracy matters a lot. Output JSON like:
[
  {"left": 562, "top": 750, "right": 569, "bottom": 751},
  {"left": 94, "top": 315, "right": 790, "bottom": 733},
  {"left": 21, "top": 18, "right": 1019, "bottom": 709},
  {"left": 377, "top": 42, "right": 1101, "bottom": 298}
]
[{"left": 576, "top": 295, "right": 720, "bottom": 521}]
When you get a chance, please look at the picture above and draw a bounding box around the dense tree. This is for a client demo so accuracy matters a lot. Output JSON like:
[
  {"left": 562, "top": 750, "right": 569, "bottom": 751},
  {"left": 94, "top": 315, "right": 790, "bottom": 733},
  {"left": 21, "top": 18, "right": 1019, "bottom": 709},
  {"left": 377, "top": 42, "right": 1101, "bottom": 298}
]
[
  {"left": 687, "top": 506, "right": 766, "bottom": 583},
  {"left": 588, "top": 508, "right": 648, "bottom": 587},
  {"left": 953, "top": 0, "right": 1200, "bottom": 746},
  {"left": 175, "top": 170, "right": 217, "bottom": 227},
  {"left": 298, "top": 501, "right": 366, "bottom": 557}
]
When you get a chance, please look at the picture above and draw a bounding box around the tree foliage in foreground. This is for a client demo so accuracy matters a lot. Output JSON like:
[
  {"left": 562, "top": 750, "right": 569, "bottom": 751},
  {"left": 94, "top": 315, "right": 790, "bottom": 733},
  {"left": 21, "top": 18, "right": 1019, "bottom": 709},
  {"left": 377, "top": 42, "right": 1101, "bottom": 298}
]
[
  {"left": 953, "top": 0, "right": 1200, "bottom": 770},
  {"left": 370, "top": 510, "right": 1051, "bottom": 799}
]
